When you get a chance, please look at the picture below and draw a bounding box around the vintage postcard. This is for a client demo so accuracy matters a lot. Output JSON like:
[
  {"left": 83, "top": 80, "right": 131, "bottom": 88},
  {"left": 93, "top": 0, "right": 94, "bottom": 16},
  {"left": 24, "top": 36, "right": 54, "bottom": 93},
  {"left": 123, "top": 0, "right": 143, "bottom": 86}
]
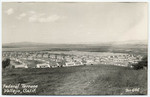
[{"left": 2, "top": 2, "right": 148, "bottom": 95}]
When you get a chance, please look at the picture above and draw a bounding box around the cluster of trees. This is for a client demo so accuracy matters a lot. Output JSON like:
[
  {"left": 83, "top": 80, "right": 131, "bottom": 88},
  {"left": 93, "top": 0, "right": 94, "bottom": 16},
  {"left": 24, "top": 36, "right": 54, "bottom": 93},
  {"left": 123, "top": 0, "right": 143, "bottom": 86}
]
[
  {"left": 132, "top": 56, "right": 147, "bottom": 70},
  {"left": 2, "top": 58, "right": 10, "bottom": 69}
]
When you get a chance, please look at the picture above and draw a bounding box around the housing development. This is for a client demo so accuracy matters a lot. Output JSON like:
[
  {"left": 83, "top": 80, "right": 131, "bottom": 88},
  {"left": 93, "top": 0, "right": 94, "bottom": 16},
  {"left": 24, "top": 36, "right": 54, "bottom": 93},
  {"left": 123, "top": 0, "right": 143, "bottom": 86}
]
[{"left": 2, "top": 51, "right": 143, "bottom": 68}]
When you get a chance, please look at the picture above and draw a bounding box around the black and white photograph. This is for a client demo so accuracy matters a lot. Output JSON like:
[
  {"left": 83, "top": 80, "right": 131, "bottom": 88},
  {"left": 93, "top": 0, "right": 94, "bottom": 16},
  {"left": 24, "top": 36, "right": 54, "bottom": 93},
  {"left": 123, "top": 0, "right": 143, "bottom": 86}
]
[{"left": 2, "top": 2, "right": 148, "bottom": 95}]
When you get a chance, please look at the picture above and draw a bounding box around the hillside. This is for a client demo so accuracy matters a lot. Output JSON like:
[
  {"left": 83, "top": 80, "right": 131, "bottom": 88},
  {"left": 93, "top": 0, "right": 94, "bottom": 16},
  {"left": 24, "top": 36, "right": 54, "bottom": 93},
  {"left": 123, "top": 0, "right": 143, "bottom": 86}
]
[{"left": 2, "top": 65, "right": 147, "bottom": 95}]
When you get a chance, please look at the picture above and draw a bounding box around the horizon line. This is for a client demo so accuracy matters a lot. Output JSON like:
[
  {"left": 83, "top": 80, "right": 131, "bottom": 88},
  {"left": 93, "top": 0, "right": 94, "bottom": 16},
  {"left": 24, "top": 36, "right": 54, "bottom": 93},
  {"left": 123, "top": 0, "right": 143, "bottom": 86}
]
[{"left": 2, "top": 39, "right": 148, "bottom": 45}]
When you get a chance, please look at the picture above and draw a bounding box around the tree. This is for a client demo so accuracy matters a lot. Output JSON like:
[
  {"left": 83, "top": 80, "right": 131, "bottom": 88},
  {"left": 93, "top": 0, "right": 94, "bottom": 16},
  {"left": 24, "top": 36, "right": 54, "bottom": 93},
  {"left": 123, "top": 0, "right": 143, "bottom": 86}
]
[
  {"left": 132, "top": 56, "right": 147, "bottom": 70},
  {"left": 2, "top": 58, "right": 10, "bottom": 69}
]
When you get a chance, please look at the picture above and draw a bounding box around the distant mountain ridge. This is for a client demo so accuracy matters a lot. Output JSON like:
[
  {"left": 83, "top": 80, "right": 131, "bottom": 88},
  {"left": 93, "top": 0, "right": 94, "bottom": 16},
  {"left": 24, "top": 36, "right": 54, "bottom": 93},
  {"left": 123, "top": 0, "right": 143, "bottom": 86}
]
[
  {"left": 112, "top": 40, "right": 147, "bottom": 45},
  {"left": 2, "top": 40, "right": 148, "bottom": 54},
  {"left": 2, "top": 40, "right": 147, "bottom": 48}
]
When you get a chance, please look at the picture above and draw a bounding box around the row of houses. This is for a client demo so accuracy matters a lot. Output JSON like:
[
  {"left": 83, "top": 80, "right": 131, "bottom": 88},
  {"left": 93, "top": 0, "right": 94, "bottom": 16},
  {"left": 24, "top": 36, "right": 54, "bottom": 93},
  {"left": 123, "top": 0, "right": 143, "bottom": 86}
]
[
  {"left": 9, "top": 59, "right": 84, "bottom": 68},
  {"left": 2, "top": 51, "right": 143, "bottom": 68}
]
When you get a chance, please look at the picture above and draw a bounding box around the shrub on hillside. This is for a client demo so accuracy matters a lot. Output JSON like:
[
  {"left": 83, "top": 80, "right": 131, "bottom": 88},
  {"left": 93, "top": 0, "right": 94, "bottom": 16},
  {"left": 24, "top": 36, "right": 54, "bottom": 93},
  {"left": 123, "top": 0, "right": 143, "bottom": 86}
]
[
  {"left": 2, "top": 58, "right": 10, "bottom": 69},
  {"left": 132, "top": 56, "right": 147, "bottom": 70}
]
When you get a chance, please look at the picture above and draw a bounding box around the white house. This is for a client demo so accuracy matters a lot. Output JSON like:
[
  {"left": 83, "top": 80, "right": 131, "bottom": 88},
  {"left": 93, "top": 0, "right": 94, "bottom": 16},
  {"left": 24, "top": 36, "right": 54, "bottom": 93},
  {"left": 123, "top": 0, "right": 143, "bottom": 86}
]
[
  {"left": 65, "top": 61, "right": 75, "bottom": 66},
  {"left": 14, "top": 64, "right": 28, "bottom": 68},
  {"left": 74, "top": 61, "right": 83, "bottom": 66},
  {"left": 86, "top": 60, "right": 94, "bottom": 65},
  {"left": 36, "top": 64, "right": 50, "bottom": 68}
]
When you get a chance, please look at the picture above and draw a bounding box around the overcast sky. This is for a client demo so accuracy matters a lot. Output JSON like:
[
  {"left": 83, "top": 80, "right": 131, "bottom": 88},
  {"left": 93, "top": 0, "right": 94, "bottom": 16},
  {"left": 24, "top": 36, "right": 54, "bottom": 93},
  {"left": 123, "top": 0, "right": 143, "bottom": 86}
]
[{"left": 2, "top": 2, "right": 148, "bottom": 44}]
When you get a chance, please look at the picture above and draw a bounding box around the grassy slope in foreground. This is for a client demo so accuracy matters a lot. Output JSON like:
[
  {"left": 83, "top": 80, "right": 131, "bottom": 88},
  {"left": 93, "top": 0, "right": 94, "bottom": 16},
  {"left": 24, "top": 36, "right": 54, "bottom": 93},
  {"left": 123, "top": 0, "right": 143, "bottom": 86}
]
[{"left": 2, "top": 65, "right": 147, "bottom": 95}]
